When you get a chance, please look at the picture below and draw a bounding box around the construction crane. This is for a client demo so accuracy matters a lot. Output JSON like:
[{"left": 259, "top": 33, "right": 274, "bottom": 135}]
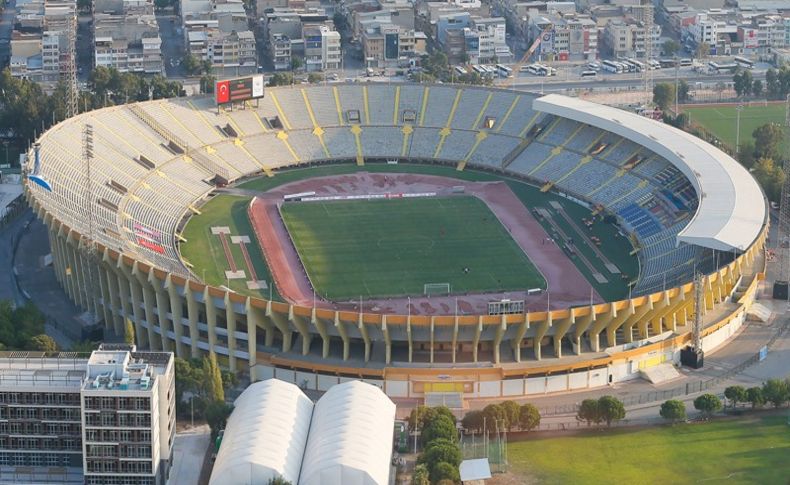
[{"left": 498, "top": 24, "right": 553, "bottom": 84}]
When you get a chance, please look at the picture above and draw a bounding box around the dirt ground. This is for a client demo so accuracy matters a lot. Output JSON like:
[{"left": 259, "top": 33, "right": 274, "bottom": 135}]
[{"left": 248, "top": 172, "right": 602, "bottom": 316}]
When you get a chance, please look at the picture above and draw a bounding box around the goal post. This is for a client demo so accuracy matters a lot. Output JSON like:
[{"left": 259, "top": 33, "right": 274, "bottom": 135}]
[{"left": 423, "top": 283, "right": 451, "bottom": 296}]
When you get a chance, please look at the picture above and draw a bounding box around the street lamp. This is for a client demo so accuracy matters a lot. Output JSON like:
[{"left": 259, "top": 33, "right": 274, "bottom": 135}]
[{"left": 735, "top": 104, "right": 744, "bottom": 154}]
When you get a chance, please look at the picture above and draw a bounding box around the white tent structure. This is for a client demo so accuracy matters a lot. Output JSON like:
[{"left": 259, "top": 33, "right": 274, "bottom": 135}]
[
  {"left": 533, "top": 94, "right": 766, "bottom": 252},
  {"left": 299, "top": 380, "right": 396, "bottom": 485},
  {"left": 208, "top": 379, "right": 396, "bottom": 485},
  {"left": 209, "top": 379, "right": 314, "bottom": 485}
]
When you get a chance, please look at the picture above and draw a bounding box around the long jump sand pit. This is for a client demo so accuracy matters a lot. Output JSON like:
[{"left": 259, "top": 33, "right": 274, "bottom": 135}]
[{"left": 247, "top": 171, "right": 602, "bottom": 316}]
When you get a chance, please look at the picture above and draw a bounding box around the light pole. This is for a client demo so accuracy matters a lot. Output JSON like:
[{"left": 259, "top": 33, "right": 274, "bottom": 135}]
[{"left": 735, "top": 104, "right": 744, "bottom": 154}]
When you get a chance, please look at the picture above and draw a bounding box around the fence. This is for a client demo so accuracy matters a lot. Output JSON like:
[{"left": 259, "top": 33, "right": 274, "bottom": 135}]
[{"left": 535, "top": 317, "right": 790, "bottom": 418}]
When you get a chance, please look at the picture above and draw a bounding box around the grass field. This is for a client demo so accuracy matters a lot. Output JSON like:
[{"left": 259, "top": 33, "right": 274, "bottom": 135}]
[
  {"left": 683, "top": 103, "right": 787, "bottom": 151},
  {"left": 184, "top": 163, "right": 638, "bottom": 301},
  {"left": 505, "top": 415, "right": 790, "bottom": 485},
  {"left": 180, "top": 195, "right": 280, "bottom": 300},
  {"left": 280, "top": 196, "right": 546, "bottom": 300}
]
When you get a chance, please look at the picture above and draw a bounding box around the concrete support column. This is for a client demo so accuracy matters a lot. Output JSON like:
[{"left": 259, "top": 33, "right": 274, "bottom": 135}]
[
  {"left": 492, "top": 315, "right": 506, "bottom": 364},
  {"left": 224, "top": 294, "right": 237, "bottom": 372},
  {"left": 165, "top": 276, "right": 186, "bottom": 358},
  {"left": 311, "top": 310, "right": 330, "bottom": 358},
  {"left": 472, "top": 318, "right": 482, "bottom": 363},
  {"left": 381, "top": 316, "right": 392, "bottom": 364},
  {"left": 452, "top": 316, "right": 459, "bottom": 364},
  {"left": 358, "top": 313, "right": 371, "bottom": 362},
  {"left": 334, "top": 312, "right": 350, "bottom": 361},
  {"left": 103, "top": 262, "right": 123, "bottom": 336},
  {"left": 511, "top": 313, "right": 530, "bottom": 363},
  {"left": 533, "top": 319, "right": 550, "bottom": 361},
  {"left": 266, "top": 302, "right": 292, "bottom": 352},
  {"left": 288, "top": 306, "right": 312, "bottom": 355},
  {"left": 184, "top": 284, "right": 200, "bottom": 359},
  {"left": 204, "top": 287, "right": 217, "bottom": 354}
]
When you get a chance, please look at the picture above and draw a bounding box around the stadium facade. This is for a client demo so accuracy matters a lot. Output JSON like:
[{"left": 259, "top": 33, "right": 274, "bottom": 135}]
[{"left": 25, "top": 84, "right": 767, "bottom": 400}]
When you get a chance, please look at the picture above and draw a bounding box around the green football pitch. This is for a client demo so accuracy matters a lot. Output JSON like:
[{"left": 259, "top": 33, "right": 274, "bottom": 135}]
[
  {"left": 279, "top": 196, "right": 547, "bottom": 300},
  {"left": 505, "top": 415, "right": 790, "bottom": 485},
  {"left": 683, "top": 103, "right": 787, "bottom": 151}
]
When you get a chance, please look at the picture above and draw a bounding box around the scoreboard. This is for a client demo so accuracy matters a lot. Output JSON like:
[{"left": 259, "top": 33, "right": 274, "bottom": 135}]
[{"left": 216, "top": 74, "right": 265, "bottom": 105}]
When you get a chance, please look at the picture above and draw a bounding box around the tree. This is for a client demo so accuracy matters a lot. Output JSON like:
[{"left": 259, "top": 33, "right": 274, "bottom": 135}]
[
  {"left": 418, "top": 438, "right": 462, "bottom": 469},
  {"left": 421, "top": 414, "right": 457, "bottom": 446},
  {"left": 199, "top": 75, "right": 216, "bottom": 94},
  {"left": 653, "top": 83, "right": 676, "bottom": 111},
  {"left": 694, "top": 43, "right": 710, "bottom": 59},
  {"left": 518, "top": 403, "right": 541, "bottom": 432},
  {"left": 693, "top": 393, "right": 722, "bottom": 418},
  {"left": 724, "top": 386, "right": 747, "bottom": 409},
  {"left": 412, "top": 464, "right": 430, "bottom": 485},
  {"left": 461, "top": 410, "right": 483, "bottom": 433},
  {"left": 500, "top": 400, "right": 520, "bottom": 430},
  {"left": 733, "top": 70, "right": 753, "bottom": 97},
  {"left": 125, "top": 319, "right": 136, "bottom": 345},
  {"left": 28, "top": 334, "right": 57, "bottom": 352},
  {"left": 752, "top": 123, "right": 784, "bottom": 160},
  {"left": 268, "top": 72, "right": 294, "bottom": 87},
  {"left": 577, "top": 399, "right": 600, "bottom": 426},
  {"left": 752, "top": 79, "right": 763, "bottom": 97},
  {"left": 481, "top": 403, "right": 507, "bottom": 432},
  {"left": 738, "top": 141, "right": 756, "bottom": 168},
  {"left": 70, "top": 340, "right": 99, "bottom": 352},
  {"left": 430, "top": 462, "right": 460, "bottom": 484},
  {"left": 267, "top": 478, "right": 292, "bottom": 485},
  {"left": 752, "top": 157, "right": 785, "bottom": 202},
  {"left": 174, "top": 357, "right": 202, "bottom": 406},
  {"left": 307, "top": 73, "right": 324, "bottom": 84},
  {"left": 746, "top": 386, "right": 765, "bottom": 409},
  {"left": 204, "top": 400, "right": 233, "bottom": 438},
  {"left": 221, "top": 370, "right": 238, "bottom": 392},
  {"left": 597, "top": 396, "right": 626, "bottom": 427},
  {"left": 677, "top": 80, "right": 690, "bottom": 103},
  {"left": 291, "top": 58, "right": 303, "bottom": 71},
  {"left": 182, "top": 54, "right": 203, "bottom": 76},
  {"left": 663, "top": 39, "right": 681, "bottom": 57},
  {"left": 204, "top": 352, "right": 225, "bottom": 403},
  {"left": 761, "top": 379, "right": 789, "bottom": 408},
  {"left": 659, "top": 399, "right": 686, "bottom": 423}
]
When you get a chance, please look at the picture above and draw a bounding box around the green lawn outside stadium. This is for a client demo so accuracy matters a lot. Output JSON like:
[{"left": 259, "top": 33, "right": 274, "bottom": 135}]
[
  {"left": 183, "top": 163, "right": 638, "bottom": 302},
  {"left": 683, "top": 103, "right": 787, "bottom": 151},
  {"left": 505, "top": 415, "right": 790, "bottom": 485},
  {"left": 280, "top": 196, "right": 546, "bottom": 300}
]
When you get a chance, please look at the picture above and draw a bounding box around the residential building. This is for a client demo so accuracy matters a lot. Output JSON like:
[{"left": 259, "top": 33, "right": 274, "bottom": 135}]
[
  {"left": 9, "top": 0, "right": 76, "bottom": 83},
  {"left": 303, "top": 24, "right": 341, "bottom": 70},
  {"left": 93, "top": 12, "right": 164, "bottom": 74},
  {"left": 361, "top": 19, "right": 423, "bottom": 67},
  {"left": 181, "top": 0, "right": 257, "bottom": 72},
  {"left": 602, "top": 16, "right": 661, "bottom": 58},
  {"left": 436, "top": 12, "right": 511, "bottom": 64},
  {"left": 0, "top": 346, "right": 175, "bottom": 485},
  {"left": 81, "top": 347, "right": 175, "bottom": 485}
]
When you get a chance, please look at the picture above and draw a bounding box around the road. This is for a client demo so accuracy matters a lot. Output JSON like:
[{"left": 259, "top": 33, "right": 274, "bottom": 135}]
[
  {"left": 158, "top": 14, "right": 186, "bottom": 78},
  {"left": 502, "top": 72, "right": 741, "bottom": 93},
  {"left": 0, "top": 0, "right": 16, "bottom": 67},
  {"left": 168, "top": 425, "right": 211, "bottom": 485}
]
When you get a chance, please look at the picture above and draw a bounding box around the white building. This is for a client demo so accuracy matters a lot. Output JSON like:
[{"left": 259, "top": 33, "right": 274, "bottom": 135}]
[
  {"left": 210, "top": 379, "right": 395, "bottom": 485},
  {"left": 0, "top": 346, "right": 175, "bottom": 485}
]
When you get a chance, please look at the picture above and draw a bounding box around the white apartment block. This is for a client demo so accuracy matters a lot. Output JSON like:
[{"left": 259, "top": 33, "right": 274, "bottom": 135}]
[
  {"left": 0, "top": 346, "right": 175, "bottom": 485},
  {"left": 93, "top": 13, "right": 163, "bottom": 74},
  {"left": 304, "top": 24, "right": 341, "bottom": 71},
  {"left": 361, "top": 21, "right": 422, "bottom": 68},
  {"left": 603, "top": 17, "right": 661, "bottom": 59},
  {"left": 181, "top": 0, "right": 257, "bottom": 71},
  {"left": 9, "top": 0, "right": 76, "bottom": 83}
]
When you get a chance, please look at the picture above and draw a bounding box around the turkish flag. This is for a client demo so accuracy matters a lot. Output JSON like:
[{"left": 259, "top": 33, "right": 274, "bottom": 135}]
[{"left": 216, "top": 80, "right": 230, "bottom": 104}]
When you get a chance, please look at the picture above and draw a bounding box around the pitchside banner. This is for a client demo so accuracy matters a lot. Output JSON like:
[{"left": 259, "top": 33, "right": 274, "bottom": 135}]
[{"left": 216, "top": 74, "right": 265, "bottom": 105}]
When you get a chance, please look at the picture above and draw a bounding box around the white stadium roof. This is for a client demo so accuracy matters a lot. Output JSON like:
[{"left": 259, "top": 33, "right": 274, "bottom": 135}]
[
  {"left": 208, "top": 379, "right": 395, "bottom": 485},
  {"left": 299, "top": 380, "right": 396, "bottom": 485},
  {"left": 533, "top": 94, "right": 767, "bottom": 252},
  {"left": 209, "top": 379, "right": 314, "bottom": 485}
]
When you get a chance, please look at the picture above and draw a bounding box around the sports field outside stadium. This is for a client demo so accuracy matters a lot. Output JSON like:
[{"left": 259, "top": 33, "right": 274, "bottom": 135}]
[
  {"left": 683, "top": 103, "right": 787, "bottom": 151},
  {"left": 280, "top": 196, "right": 546, "bottom": 300},
  {"left": 504, "top": 415, "right": 790, "bottom": 484},
  {"left": 181, "top": 163, "right": 639, "bottom": 303}
]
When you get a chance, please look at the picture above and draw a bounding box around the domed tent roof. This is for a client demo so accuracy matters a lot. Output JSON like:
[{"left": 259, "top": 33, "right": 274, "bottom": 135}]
[
  {"left": 209, "top": 379, "right": 314, "bottom": 485},
  {"left": 299, "top": 380, "right": 396, "bottom": 485}
]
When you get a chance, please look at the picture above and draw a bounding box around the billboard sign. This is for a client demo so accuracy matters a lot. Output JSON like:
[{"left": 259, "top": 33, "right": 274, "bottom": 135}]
[{"left": 216, "top": 74, "right": 265, "bottom": 105}]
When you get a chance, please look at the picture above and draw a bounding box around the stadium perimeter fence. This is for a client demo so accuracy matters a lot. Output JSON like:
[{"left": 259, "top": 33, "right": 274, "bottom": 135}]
[{"left": 535, "top": 317, "right": 790, "bottom": 418}]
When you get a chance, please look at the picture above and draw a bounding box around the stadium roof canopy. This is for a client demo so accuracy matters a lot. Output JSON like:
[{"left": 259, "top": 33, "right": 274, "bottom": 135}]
[
  {"left": 299, "top": 380, "right": 396, "bottom": 485},
  {"left": 533, "top": 94, "right": 766, "bottom": 252},
  {"left": 209, "top": 379, "right": 314, "bottom": 485}
]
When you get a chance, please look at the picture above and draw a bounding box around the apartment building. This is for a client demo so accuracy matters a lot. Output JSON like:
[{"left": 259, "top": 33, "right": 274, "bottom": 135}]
[
  {"left": 602, "top": 16, "right": 661, "bottom": 58},
  {"left": 360, "top": 20, "right": 423, "bottom": 67},
  {"left": 9, "top": 0, "right": 76, "bottom": 83},
  {"left": 182, "top": 0, "right": 257, "bottom": 72},
  {"left": 81, "top": 347, "right": 175, "bottom": 485},
  {"left": 303, "top": 24, "right": 341, "bottom": 70},
  {"left": 93, "top": 12, "right": 164, "bottom": 74},
  {"left": 436, "top": 12, "right": 511, "bottom": 64},
  {"left": 0, "top": 346, "right": 175, "bottom": 485}
]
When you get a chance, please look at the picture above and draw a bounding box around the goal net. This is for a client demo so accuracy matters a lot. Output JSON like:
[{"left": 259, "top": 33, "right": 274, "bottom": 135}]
[{"left": 424, "top": 283, "right": 451, "bottom": 296}]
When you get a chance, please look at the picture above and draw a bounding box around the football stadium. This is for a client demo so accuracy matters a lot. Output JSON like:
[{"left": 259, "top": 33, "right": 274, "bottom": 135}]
[{"left": 25, "top": 82, "right": 768, "bottom": 402}]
